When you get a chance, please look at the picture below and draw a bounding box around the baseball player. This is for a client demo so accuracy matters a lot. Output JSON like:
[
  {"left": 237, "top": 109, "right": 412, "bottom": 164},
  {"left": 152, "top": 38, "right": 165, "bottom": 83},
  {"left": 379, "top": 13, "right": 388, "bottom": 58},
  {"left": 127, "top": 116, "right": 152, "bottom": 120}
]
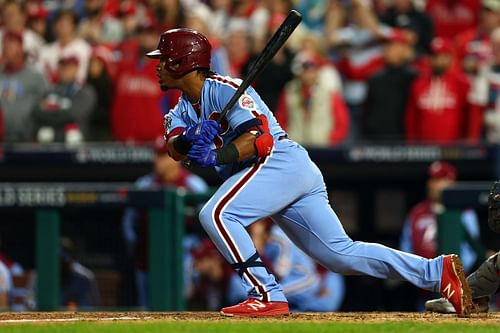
[
  {"left": 426, "top": 181, "right": 500, "bottom": 313},
  {"left": 147, "top": 28, "right": 473, "bottom": 316}
]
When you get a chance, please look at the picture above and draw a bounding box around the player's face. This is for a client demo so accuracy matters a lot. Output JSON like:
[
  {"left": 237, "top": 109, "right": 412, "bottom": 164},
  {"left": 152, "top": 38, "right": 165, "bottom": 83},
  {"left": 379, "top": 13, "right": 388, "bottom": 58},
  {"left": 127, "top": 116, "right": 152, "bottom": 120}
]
[{"left": 157, "top": 57, "right": 177, "bottom": 91}]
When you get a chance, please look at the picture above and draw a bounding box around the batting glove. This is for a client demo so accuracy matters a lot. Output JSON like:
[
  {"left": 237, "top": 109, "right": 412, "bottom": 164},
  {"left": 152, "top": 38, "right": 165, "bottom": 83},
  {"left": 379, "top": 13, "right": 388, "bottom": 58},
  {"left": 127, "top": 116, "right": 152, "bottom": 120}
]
[
  {"left": 184, "top": 120, "right": 220, "bottom": 144},
  {"left": 187, "top": 140, "right": 217, "bottom": 167}
]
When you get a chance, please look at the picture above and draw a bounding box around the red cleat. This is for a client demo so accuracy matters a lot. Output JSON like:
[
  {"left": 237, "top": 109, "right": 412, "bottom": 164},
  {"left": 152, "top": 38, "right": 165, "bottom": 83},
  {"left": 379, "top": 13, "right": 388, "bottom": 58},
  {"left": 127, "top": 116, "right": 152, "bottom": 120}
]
[
  {"left": 220, "top": 299, "right": 290, "bottom": 317},
  {"left": 440, "top": 254, "right": 473, "bottom": 316}
]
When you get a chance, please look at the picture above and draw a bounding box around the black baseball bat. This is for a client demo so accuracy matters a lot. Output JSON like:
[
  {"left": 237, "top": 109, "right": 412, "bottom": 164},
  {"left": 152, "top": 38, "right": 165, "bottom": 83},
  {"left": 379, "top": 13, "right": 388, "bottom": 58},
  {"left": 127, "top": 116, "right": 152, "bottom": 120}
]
[{"left": 217, "top": 9, "right": 302, "bottom": 123}]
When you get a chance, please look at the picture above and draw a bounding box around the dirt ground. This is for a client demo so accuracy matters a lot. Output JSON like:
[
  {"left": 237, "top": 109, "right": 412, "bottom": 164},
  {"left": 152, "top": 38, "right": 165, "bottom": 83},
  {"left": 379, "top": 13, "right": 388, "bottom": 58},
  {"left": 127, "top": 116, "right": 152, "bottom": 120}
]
[{"left": 1, "top": 312, "right": 500, "bottom": 324}]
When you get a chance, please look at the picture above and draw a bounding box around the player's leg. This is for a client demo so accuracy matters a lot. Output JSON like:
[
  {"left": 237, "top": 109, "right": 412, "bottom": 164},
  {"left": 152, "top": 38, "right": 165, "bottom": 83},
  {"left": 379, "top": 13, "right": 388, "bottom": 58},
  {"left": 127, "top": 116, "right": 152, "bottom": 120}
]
[
  {"left": 197, "top": 140, "right": 323, "bottom": 315},
  {"left": 198, "top": 166, "right": 286, "bottom": 306},
  {"left": 272, "top": 176, "right": 473, "bottom": 315},
  {"left": 273, "top": 191, "right": 443, "bottom": 290}
]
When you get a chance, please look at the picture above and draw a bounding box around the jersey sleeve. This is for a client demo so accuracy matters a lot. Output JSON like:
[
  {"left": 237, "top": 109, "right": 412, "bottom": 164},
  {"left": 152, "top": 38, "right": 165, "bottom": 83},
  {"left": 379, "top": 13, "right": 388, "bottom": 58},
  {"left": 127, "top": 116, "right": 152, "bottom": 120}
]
[{"left": 164, "top": 102, "right": 187, "bottom": 141}]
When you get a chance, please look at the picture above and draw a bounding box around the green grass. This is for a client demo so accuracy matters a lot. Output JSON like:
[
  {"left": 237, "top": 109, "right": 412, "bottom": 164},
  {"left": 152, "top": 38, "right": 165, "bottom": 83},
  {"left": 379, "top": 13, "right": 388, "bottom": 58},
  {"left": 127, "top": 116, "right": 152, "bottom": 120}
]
[{"left": 2, "top": 321, "right": 500, "bottom": 333}]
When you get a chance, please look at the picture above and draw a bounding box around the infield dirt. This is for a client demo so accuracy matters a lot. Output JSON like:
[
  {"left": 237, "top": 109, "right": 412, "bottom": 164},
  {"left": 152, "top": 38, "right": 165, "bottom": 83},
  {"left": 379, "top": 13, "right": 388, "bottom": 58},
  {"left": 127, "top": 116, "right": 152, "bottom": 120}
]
[{"left": 1, "top": 312, "right": 499, "bottom": 324}]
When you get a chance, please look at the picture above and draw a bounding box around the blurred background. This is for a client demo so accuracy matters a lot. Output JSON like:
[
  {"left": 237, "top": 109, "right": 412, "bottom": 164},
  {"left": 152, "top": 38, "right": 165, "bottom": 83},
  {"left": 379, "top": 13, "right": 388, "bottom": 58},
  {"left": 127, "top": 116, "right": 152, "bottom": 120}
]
[{"left": 0, "top": 0, "right": 499, "bottom": 313}]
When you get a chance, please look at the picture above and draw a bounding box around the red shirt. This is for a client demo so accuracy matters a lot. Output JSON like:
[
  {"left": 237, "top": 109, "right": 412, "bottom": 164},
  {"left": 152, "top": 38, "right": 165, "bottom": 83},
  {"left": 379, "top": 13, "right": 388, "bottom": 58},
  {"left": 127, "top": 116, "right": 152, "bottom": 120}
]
[
  {"left": 111, "top": 49, "right": 165, "bottom": 142},
  {"left": 405, "top": 69, "right": 473, "bottom": 143},
  {"left": 455, "top": 28, "right": 492, "bottom": 66},
  {"left": 426, "top": 0, "right": 480, "bottom": 39}
]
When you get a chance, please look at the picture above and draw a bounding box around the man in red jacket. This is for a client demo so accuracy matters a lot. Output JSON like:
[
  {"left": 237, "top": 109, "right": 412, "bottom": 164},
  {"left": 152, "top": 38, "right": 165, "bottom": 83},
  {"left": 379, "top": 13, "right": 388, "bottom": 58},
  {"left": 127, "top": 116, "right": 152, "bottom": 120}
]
[
  {"left": 405, "top": 37, "right": 478, "bottom": 143},
  {"left": 111, "top": 23, "right": 180, "bottom": 142}
]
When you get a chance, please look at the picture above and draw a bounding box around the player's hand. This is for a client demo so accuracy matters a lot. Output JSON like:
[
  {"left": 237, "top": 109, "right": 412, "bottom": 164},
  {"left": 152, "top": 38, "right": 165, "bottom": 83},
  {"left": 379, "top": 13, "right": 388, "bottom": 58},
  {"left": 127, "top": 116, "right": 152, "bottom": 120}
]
[
  {"left": 187, "top": 140, "right": 217, "bottom": 167},
  {"left": 184, "top": 120, "right": 220, "bottom": 144}
]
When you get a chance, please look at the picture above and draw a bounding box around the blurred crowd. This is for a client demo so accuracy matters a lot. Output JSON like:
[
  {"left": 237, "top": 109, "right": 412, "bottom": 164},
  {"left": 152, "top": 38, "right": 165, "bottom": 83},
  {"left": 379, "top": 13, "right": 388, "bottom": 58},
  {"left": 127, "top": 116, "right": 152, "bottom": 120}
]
[{"left": 0, "top": 0, "right": 499, "bottom": 146}]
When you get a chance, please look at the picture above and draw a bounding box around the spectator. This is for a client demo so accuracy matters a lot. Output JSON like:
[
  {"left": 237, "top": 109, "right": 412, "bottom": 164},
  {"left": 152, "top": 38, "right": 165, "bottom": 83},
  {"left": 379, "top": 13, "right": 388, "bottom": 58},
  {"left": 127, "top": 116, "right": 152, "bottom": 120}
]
[
  {"left": 185, "top": 5, "right": 230, "bottom": 76},
  {"left": 0, "top": 107, "right": 3, "bottom": 141},
  {"left": 242, "top": 12, "right": 295, "bottom": 113},
  {"left": 78, "top": 0, "right": 123, "bottom": 45},
  {"left": 33, "top": 55, "right": 96, "bottom": 145},
  {"left": 189, "top": 238, "right": 237, "bottom": 310},
  {"left": 0, "top": 31, "right": 48, "bottom": 142},
  {"left": 111, "top": 23, "right": 177, "bottom": 142},
  {"left": 86, "top": 47, "right": 115, "bottom": 141},
  {"left": 122, "top": 138, "right": 208, "bottom": 307},
  {"left": 325, "top": 0, "right": 387, "bottom": 142},
  {"left": 469, "top": 26, "right": 500, "bottom": 143},
  {"left": 275, "top": 52, "right": 350, "bottom": 146},
  {"left": 0, "top": 259, "right": 12, "bottom": 309},
  {"left": 297, "top": 0, "right": 328, "bottom": 33},
  {"left": 116, "top": 1, "right": 140, "bottom": 41},
  {"left": 0, "top": 0, "right": 44, "bottom": 63},
  {"left": 426, "top": 0, "right": 481, "bottom": 39},
  {"left": 364, "top": 29, "right": 417, "bottom": 142},
  {"left": 25, "top": 2, "right": 49, "bottom": 44},
  {"left": 405, "top": 37, "right": 476, "bottom": 144},
  {"left": 59, "top": 236, "right": 99, "bottom": 309},
  {"left": 455, "top": 0, "right": 500, "bottom": 77},
  {"left": 247, "top": 220, "right": 345, "bottom": 312},
  {"left": 153, "top": 0, "right": 186, "bottom": 32},
  {"left": 380, "top": 0, "right": 434, "bottom": 56},
  {"left": 401, "top": 161, "right": 481, "bottom": 308},
  {"left": 222, "top": 18, "right": 251, "bottom": 78},
  {"left": 37, "top": 10, "right": 92, "bottom": 84}
]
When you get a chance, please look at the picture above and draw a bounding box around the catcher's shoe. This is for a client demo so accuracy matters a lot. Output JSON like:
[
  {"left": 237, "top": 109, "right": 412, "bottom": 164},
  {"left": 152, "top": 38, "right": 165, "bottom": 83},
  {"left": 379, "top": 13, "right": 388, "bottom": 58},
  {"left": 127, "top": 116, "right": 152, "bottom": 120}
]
[
  {"left": 440, "top": 254, "right": 473, "bottom": 316},
  {"left": 425, "top": 296, "right": 490, "bottom": 314},
  {"left": 220, "top": 299, "right": 289, "bottom": 317},
  {"left": 425, "top": 297, "right": 455, "bottom": 313}
]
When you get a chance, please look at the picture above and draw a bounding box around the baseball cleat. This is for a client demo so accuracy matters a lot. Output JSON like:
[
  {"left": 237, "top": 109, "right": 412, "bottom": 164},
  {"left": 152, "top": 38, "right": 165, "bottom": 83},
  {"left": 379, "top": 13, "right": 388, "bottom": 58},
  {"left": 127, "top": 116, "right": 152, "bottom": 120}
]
[
  {"left": 440, "top": 254, "right": 473, "bottom": 316},
  {"left": 220, "top": 299, "right": 290, "bottom": 317}
]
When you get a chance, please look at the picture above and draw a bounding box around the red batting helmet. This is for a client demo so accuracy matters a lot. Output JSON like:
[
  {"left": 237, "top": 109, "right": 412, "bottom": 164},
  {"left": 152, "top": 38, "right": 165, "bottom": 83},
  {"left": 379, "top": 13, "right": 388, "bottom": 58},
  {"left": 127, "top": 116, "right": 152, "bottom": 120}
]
[{"left": 146, "top": 28, "right": 211, "bottom": 78}]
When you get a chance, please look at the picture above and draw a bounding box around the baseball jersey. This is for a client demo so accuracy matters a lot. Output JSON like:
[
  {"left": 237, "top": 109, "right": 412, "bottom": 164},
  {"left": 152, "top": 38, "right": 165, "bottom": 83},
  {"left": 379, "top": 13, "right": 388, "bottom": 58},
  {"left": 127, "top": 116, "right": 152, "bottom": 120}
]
[{"left": 164, "top": 74, "right": 287, "bottom": 179}]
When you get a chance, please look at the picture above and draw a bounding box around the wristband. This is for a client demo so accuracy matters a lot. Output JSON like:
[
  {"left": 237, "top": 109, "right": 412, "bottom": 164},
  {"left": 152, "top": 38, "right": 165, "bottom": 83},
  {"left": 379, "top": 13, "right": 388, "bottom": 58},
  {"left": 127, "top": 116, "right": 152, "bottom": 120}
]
[
  {"left": 172, "top": 135, "right": 192, "bottom": 155},
  {"left": 215, "top": 143, "right": 239, "bottom": 165}
]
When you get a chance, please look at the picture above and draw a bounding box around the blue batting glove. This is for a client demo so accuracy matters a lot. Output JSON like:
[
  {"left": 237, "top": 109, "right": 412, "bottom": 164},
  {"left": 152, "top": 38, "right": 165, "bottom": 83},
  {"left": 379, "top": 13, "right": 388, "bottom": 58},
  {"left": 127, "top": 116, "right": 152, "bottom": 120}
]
[
  {"left": 187, "top": 140, "right": 217, "bottom": 167},
  {"left": 184, "top": 120, "right": 220, "bottom": 144}
]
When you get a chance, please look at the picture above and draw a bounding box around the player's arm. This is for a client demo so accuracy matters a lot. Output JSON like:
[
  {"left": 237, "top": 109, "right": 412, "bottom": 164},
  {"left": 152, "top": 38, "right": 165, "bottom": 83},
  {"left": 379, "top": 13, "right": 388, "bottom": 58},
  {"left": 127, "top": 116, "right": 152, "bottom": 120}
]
[
  {"left": 231, "top": 132, "right": 258, "bottom": 161},
  {"left": 226, "top": 112, "right": 274, "bottom": 162},
  {"left": 187, "top": 114, "right": 274, "bottom": 167},
  {"left": 167, "top": 132, "right": 188, "bottom": 161}
]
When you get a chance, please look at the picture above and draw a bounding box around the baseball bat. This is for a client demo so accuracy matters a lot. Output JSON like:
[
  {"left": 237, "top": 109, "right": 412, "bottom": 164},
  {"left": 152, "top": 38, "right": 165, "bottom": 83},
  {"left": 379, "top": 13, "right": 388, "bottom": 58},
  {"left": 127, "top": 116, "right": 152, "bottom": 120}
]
[
  {"left": 184, "top": 10, "right": 301, "bottom": 168},
  {"left": 217, "top": 9, "right": 302, "bottom": 123}
]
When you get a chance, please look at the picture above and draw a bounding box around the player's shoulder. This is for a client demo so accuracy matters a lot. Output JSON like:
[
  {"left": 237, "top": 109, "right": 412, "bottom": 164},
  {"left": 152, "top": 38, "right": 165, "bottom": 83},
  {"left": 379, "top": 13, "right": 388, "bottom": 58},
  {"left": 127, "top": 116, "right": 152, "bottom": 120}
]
[{"left": 205, "top": 74, "right": 242, "bottom": 91}]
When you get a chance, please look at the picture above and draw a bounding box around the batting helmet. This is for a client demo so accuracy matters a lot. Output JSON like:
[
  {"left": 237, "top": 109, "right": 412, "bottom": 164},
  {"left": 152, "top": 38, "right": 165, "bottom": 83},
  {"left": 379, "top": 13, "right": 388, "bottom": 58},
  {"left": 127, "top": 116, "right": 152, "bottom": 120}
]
[{"left": 146, "top": 28, "right": 211, "bottom": 78}]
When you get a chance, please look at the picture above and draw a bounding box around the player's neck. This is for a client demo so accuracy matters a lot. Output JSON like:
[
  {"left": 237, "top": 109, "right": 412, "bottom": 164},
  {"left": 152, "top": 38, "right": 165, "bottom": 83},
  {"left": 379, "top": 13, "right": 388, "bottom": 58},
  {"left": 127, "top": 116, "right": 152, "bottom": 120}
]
[{"left": 181, "top": 72, "right": 205, "bottom": 105}]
